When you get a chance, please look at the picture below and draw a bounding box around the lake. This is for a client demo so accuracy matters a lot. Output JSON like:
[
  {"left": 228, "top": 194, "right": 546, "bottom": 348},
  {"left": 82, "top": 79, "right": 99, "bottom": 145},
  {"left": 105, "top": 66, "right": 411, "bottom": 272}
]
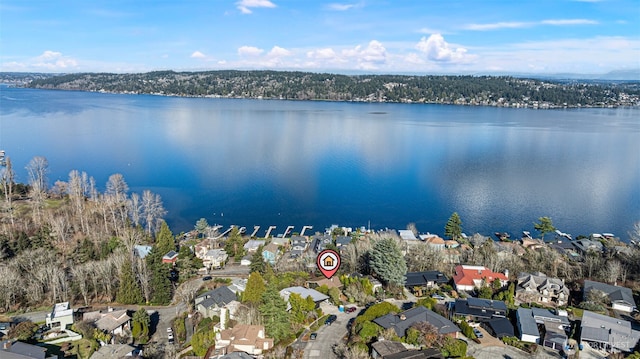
[{"left": 1, "top": 85, "right": 639, "bottom": 239}]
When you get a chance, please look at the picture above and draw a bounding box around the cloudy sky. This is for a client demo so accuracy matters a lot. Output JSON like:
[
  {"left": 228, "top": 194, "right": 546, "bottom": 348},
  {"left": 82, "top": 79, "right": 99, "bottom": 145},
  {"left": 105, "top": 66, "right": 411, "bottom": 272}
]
[{"left": 1, "top": 0, "right": 638, "bottom": 74}]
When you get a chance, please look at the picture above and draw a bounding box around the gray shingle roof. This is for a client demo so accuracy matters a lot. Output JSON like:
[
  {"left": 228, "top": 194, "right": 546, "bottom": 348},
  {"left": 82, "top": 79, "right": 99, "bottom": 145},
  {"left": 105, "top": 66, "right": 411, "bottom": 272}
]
[
  {"left": 196, "top": 286, "right": 237, "bottom": 308},
  {"left": 580, "top": 310, "right": 640, "bottom": 352},
  {"left": 484, "top": 317, "right": 514, "bottom": 338},
  {"left": 405, "top": 271, "right": 449, "bottom": 287},
  {"left": 583, "top": 280, "right": 636, "bottom": 307},
  {"left": 373, "top": 306, "right": 460, "bottom": 337},
  {"left": 516, "top": 308, "right": 540, "bottom": 337}
]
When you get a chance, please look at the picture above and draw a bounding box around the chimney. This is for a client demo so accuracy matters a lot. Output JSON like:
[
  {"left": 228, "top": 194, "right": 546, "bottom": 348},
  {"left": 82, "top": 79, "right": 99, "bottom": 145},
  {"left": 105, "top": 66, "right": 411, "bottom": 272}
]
[
  {"left": 504, "top": 269, "right": 509, "bottom": 278},
  {"left": 108, "top": 306, "right": 113, "bottom": 312},
  {"left": 3, "top": 341, "right": 11, "bottom": 350},
  {"left": 400, "top": 314, "right": 406, "bottom": 321}
]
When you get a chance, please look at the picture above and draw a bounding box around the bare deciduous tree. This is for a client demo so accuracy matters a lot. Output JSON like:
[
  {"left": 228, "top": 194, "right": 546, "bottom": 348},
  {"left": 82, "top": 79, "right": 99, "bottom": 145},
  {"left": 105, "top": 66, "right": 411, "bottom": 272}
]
[{"left": 141, "top": 190, "right": 166, "bottom": 235}]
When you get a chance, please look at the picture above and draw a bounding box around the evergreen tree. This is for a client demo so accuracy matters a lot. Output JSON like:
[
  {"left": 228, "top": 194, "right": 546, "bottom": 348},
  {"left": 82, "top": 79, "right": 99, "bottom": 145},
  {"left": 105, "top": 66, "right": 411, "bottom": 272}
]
[
  {"left": 445, "top": 212, "right": 463, "bottom": 241},
  {"left": 176, "top": 245, "right": 202, "bottom": 282},
  {"left": 146, "top": 246, "right": 172, "bottom": 305},
  {"left": 249, "top": 246, "right": 266, "bottom": 274},
  {"left": 533, "top": 216, "right": 556, "bottom": 240},
  {"left": 132, "top": 308, "right": 150, "bottom": 344},
  {"left": 155, "top": 221, "right": 175, "bottom": 255},
  {"left": 259, "top": 286, "right": 291, "bottom": 342},
  {"left": 116, "top": 259, "right": 143, "bottom": 304},
  {"left": 370, "top": 238, "right": 407, "bottom": 287},
  {"left": 195, "top": 218, "right": 209, "bottom": 239},
  {"left": 224, "top": 227, "right": 246, "bottom": 260},
  {"left": 243, "top": 271, "right": 266, "bottom": 305}
]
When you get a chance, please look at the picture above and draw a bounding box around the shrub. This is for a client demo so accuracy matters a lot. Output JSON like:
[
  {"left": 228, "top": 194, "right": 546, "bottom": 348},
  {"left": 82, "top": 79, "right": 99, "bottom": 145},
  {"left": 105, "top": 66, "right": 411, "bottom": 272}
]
[
  {"left": 458, "top": 320, "right": 476, "bottom": 339},
  {"left": 441, "top": 337, "right": 467, "bottom": 357}
]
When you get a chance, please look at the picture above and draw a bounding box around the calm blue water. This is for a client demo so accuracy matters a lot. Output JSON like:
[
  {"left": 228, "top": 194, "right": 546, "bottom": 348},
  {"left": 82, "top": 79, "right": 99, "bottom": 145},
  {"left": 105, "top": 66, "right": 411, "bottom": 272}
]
[{"left": 1, "top": 85, "right": 639, "bottom": 239}]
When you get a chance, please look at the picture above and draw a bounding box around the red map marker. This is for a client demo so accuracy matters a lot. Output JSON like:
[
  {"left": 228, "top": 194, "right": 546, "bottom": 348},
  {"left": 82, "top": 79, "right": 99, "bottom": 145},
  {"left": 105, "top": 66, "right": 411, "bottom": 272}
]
[{"left": 317, "top": 249, "right": 340, "bottom": 279}]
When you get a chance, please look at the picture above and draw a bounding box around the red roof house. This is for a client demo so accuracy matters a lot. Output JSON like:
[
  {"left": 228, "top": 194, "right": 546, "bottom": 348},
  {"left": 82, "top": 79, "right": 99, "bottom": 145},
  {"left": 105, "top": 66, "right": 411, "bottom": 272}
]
[{"left": 453, "top": 265, "right": 508, "bottom": 292}]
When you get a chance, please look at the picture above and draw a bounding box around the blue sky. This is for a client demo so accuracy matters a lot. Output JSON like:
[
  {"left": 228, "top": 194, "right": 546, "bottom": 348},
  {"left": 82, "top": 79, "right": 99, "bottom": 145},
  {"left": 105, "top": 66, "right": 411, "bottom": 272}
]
[{"left": 1, "top": 0, "right": 638, "bottom": 74}]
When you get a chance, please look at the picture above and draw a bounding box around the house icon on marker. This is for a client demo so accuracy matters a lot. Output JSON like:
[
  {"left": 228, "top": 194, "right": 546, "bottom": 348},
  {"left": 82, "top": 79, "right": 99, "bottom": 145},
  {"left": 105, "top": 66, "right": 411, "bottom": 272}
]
[{"left": 323, "top": 256, "right": 335, "bottom": 267}]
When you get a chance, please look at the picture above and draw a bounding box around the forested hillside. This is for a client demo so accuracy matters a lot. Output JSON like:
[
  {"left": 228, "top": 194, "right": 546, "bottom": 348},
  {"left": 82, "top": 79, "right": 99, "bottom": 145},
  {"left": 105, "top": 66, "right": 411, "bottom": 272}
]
[{"left": 25, "top": 70, "right": 640, "bottom": 108}]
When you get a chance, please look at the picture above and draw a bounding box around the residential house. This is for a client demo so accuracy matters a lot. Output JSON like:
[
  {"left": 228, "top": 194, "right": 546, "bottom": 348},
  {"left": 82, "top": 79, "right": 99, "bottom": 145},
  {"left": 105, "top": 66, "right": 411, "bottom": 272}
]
[
  {"left": 421, "top": 234, "right": 445, "bottom": 250},
  {"left": 444, "top": 240, "right": 459, "bottom": 249},
  {"left": 335, "top": 236, "right": 352, "bottom": 248},
  {"left": 453, "top": 298, "right": 507, "bottom": 322},
  {"left": 239, "top": 254, "right": 252, "bottom": 266},
  {"left": 243, "top": 240, "right": 265, "bottom": 253},
  {"left": 521, "top": 238, "right": 544, "bottom": 250},
  {"left": 580, "top": 310, "right": 640, "bottom": 353},
  {"left": 228, "top": 278, "right": 247, "bottom": 295},
  {"left": 373, "top": 306, "right": 460, "bottom": 338},
  {"left": 494, "top": 241, "right": 526, "bottom": 257},
  {"left": 583, "top": 280, "right": 637, "bottom": 312},
  {"left": 262, "top": 243, "right": 279, "bottom": 265},
  {"left": 371, "top": 340, "right": 444, "bottom": 359},
  {"left": 399, "top": 230, "right": 418, "bottom": 241},
  {"left": 290, "top": 236, "right": 308, "bottom": 258},
  {"left": 1, "top": 340, "right": 54, "bottom": 359},
  {"left": 573, "top": 239, "right": 604, "bottom": 256},
  {"left": 371, "top": 341, "right": 408, "bottom": 359},
  {"left": 84, "top": 308, "right": 131, "bottom": 337},
  {"left": 269, "top": 237, "right": 289, "bottom": 247},
  {"left": 516, "top": 272, "right": 569, "bottom": 307},
  {"left": 306, "top": 277, "right": 343, "bottom": 290},
  {"left": 215, "top": 325, "right": 274, "bottom": 356},
  {"left": 195, "top": 286, "right": 239, "bottom": 319},
  {"left": 202, "top": 249, "right": 228, "bottom": 270},
  {"left": 133, "top": 245, "right": 152, "bottom": 259},
  {"left": 90, "top": 344, "right": 140, "bottom": 359},
  {"left": 45, "top": 302, "right": 74, "bottom": 330},
  {"left": 526, "top": 308, "right": 570, "bottom": 350},
  {"left": 404, "top": 271, "right": 449, "bottom": 296},
  {"left": 548, "top": 241, "right": 581, "bottom": 261},
  {"left": 279, "top": 287, "right": 329, "bottom": 310},
  {"left": 516, "top": 308, "right": 540, "bottom": 344},
  {"left": 452, "top": 265, "right": 508, "bottom": 292},
  {"left": 162, "top": 250, "right": 178, "bottom": 265},
  {"left": 311, "top": 234, "right": 332, "bottom": 253},
  {"left": 481, "top": 318, "right": 514, "bottom": 339}
]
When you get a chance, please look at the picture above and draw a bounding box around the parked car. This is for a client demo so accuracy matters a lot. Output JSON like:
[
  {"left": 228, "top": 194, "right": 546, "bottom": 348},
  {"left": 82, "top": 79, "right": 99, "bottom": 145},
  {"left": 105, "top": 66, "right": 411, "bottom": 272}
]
[
  {"left": 167, "top": 327, "right": 172, "bottom": 333},
  {"left": 473, "top": 328, "right": 483, "bottom": 338},
  {"left": 310, "top": 332, "right": 317, "bottom": 340},
  {"left": 168, "top": 332, "right": 174, "bottom": 343},
  {"left": 431, "top": 294, "right": 445, "bottom": 300},
  {"left": 325, "top": 315, "right": 337, "bottom": 325},
  {"left": 345, "top": 306, "right": 357, "bottom": 313},
  {"left": 203, "top": 276, "right": 212, "bottom": 281}
]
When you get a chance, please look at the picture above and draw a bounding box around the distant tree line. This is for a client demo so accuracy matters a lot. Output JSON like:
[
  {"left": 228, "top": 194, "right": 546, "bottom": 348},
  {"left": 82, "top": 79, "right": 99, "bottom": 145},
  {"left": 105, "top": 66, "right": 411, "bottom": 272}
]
[{"left": 25, "top": 70, "right": 640, "bottom": 107}]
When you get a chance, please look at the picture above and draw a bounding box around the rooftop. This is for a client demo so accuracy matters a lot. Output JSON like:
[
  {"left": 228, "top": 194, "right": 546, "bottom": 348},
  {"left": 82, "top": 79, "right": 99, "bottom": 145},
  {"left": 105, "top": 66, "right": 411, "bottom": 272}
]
[
  {"left": 279, "top": 286, "right": 329, "bottom": 303},
  {"left": 373, "top": 306, "right": 460, "bottom": 337},
  {"left": 583, "top": 280, "right": 636, "bottom": 307}
]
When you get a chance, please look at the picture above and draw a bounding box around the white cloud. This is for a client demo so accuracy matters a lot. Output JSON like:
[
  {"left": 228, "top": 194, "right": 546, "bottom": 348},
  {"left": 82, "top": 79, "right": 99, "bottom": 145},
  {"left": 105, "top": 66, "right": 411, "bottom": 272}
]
[
  {"left": 238, "top": 46, "right": 264, "bottom": 56},
  {"left": 190, "top": 51, "right": 206, "bottom": 59},
  {"left": 540, "top": 19, "right": 598, "bottom": 25},
  {"left": 418, "top": 27, "right": 443, "bottom": 35},
  {"left": 327, "top": 2, "right": 363, "bottom": 11},
  {"left": 307, "top": 48, "right": 338, "bottom": 60},
  {"left": 415, "top": 34, "right": 470, "bottom": 62},
  {"left": 342, "top": 40, "right": 387, "bottom": 69},
  {"left": 236, "top": 0, "right": 276, "bottom": 14},
  {"left": 32, "top": 50, "right": 78, "bottom": 69},
  {"left": 268, "top": 46, "right": 291, "bottom": 57},
  {"left": 465, "top": 19, "right": 599, "bottom": 31},
  {"left": 465, "top": 22, "right": 530, "bottom": 31}
]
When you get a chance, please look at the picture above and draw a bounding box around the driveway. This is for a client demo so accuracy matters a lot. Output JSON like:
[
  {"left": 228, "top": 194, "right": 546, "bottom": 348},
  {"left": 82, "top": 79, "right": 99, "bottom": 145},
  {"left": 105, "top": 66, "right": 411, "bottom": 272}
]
[{"left": 303, "top": 304, "right": 359, "bottom": 359}]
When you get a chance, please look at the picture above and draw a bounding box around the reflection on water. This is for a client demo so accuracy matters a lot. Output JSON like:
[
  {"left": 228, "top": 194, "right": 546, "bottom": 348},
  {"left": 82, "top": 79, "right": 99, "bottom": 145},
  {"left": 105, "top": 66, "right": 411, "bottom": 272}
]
[{"left": 1, "top": 87, "right": 639, "bottom": 237}]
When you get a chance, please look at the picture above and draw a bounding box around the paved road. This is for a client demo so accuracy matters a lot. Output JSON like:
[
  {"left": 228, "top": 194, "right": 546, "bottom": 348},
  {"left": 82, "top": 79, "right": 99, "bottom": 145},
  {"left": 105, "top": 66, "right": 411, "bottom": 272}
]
[{"left": 303, "top": 304, "right": 359, "bottom": 359}]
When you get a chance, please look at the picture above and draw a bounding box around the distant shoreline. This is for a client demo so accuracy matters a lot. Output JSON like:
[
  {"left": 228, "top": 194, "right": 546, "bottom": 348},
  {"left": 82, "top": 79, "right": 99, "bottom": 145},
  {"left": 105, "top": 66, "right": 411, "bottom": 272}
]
[{"left": 17, "top": 70, "right": 640, "bottom": 109}]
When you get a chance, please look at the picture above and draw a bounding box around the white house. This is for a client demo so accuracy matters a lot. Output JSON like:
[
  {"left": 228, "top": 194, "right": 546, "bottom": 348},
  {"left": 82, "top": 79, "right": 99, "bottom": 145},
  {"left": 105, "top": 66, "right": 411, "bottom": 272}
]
[
  {"left": 46, "top": 302, "right": 74, "bottom": 330},
  {"left": 203, "top": 249, "right": 229, "bottom": 270},
  {"left": 215, "top": 325, "right": 274, "bottom": 356}
]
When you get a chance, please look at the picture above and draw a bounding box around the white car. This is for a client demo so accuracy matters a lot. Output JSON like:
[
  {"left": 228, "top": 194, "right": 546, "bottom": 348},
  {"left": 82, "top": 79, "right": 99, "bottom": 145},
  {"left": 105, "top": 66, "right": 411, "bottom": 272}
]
[{"left": 167, "top": 327, "right": 173, "bottom": 333}]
